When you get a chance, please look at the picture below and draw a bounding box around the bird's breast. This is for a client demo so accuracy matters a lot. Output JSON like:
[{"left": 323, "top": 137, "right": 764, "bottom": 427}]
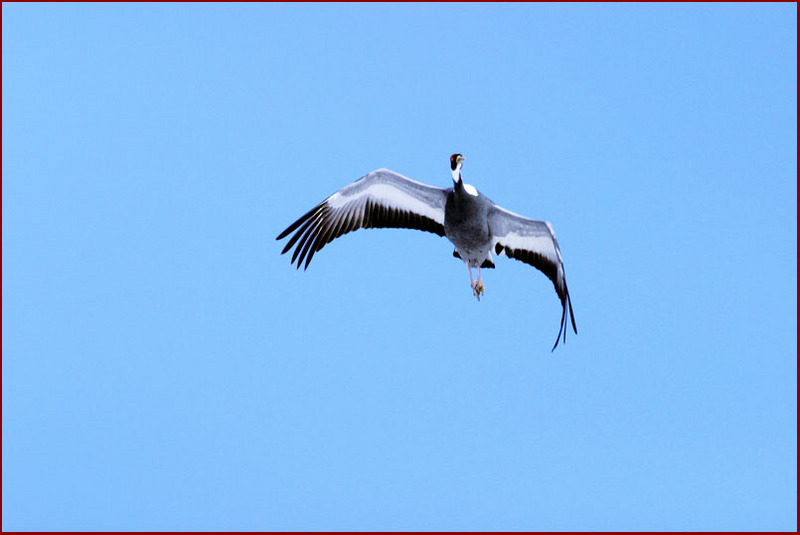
[{"left": 444, "top": 192, "right": 491, "bottom": 255}]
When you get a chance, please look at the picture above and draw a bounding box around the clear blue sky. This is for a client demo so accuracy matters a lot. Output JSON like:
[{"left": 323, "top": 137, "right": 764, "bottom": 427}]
[{"left": 3, "top": 3, "right": 796, "bottom": 531}]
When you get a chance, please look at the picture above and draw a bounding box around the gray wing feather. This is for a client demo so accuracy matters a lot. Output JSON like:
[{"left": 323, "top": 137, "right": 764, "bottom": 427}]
[
  {"left": 277, "top": 169, "right": 448, "bottom": 269},
  {"left": 488, "top": 205, "right": 578, "bottom": 350}
]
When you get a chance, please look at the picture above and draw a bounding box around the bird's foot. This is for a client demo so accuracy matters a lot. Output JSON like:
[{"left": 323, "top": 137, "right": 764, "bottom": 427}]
[{"left": 471, "top": 281, "right": 485, "bottom": 301}]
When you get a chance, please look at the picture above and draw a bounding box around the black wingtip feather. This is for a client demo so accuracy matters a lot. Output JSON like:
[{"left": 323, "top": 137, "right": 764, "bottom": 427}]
[
  {"left": 280, "top": 207, "right": 322, "bottom": 255},
  {"left": 296, "top": 223, "right": 320, "bottom": 268},
  {"left": 551, "top": 286, "right": 577, "bottom": 352},
  {"left": 276, "top": 203, "right": 322, "bottom": 241},
  {"left": 291, "top": 224, "right": 315, "bottom": 265},
  {"left": 551, "top": 300, "right": 568, "bottom": 352},
  {"left": 502, "top": 245, "right": 576, "bottom": 351},
  {"left": 567, "top": 290, "right": 577, "bottom": 334}
]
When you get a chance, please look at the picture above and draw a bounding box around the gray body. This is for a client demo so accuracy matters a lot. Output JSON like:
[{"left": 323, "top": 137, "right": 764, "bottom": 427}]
[{"left": 444, "top": 181, "right": 493, "bottom": 268}]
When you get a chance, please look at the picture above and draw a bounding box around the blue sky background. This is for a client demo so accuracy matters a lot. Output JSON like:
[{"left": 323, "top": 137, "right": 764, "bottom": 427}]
[{"left": 3, "top": 3, "right": 796, "bottom": 531}]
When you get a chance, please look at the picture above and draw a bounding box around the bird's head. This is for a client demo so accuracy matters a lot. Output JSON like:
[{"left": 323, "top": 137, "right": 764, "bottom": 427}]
[{"left": 450, "top": 153, "right": 465, "bottom": 182}]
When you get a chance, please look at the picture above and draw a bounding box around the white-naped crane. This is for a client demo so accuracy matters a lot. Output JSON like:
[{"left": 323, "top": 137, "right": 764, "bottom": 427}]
[{"left": 277, "top": 154, "right": 577, "bottom": 350}]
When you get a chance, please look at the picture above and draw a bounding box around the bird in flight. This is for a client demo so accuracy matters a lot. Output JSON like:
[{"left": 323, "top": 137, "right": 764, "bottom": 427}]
[{"left": 277, "top": 154, "right": 577, "bottom": 350}]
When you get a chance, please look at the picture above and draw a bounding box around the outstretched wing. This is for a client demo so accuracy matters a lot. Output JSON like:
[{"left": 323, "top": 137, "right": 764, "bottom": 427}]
[
  {"left": 277, "top": 169, "right": 448, "bottom": 269},
  {"left": 488, "top": 205, "right": 578, "bottom": 351}
]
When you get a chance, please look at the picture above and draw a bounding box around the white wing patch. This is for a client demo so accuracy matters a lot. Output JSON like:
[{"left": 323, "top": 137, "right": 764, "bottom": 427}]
[
  {"left": 544, "top": 221, "right": 563, "bottom": 263},
  {"left": 500, "top": 233, "right": 561, "bottom": 266},
  {"left": 327, "top": 182, "right": 445, "bottom": 225}
]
